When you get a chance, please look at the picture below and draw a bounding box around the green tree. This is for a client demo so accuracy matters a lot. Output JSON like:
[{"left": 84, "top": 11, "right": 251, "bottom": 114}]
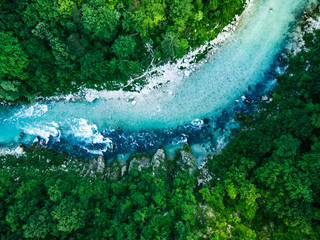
[
  {"left": 80, "top": 50, "right": 109, "bottom": 83},
  {"left": 112, "top": 35, "right": 136, "bottom": 59},
  {"left": 131, "top": 0, "right": 166, "bottom": 37},
  {"left": 22, "top": 0, "right": 62, "bottom": 27},
  {"left": 51, "top": 198, "right": 86, "bottom": 233},
  {"left": 58, "top": 0, "right": 83, "bottom": 15},
  {"left": 0, "top": 31, "right": 29, "bottom": 101},
  {"left": 161, "top": 32, "right": 182, "bottom": 59},
  {"left": 167, "top": 0, "right": 193, "bottom": 33},
  {"left": 81, "top": 0, "right": 120, "bottom": 42},
  {"left": 22, "top": 208, "right": 53, "bottom": 239}
]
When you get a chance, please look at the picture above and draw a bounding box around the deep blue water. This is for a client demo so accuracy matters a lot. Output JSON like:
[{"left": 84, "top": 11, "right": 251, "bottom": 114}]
[{"left": 0, "top": 0, "right": 314, "bottom": 163}]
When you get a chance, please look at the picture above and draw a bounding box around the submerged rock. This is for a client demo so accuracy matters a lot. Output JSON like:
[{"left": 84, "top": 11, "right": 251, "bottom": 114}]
[
  {"left": 33, "top": 137, "right": 40, "bottom": 144},
  {"left": 106, "top": 142, "right": 115, "bottom": 152},
  {"left": 31, "top": 137, "right": 41, "bottom": 147},
  {"left": 18, "top": 132, "right": 24, "bottom": 140}
]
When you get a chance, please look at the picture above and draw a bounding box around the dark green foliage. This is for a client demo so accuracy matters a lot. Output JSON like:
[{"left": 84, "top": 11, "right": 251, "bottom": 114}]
[
  {"left": 0, "top": 31, "right": 29, "bottom": 101},
  {"left": 1, "top": 28, "right": 320, "bottom": 238},
  {"left": 80, "top": 50, "right": 109, "bottom": 83},
  {"left": 3, "top": 1, "right": 320, "bottom": 239},
  {"left": 0, "top": 0, "right": 245, "bottom": 102},
  {"left": 81, "top": 0, "right": 121, "bottom": 42},
  {"left": 205, "top": 29, "right": 320, "bottom": 239},
  {"left": 112, "top": 35, "right": 136, "bottom": 59},
  {"left": 0, "top": 147, "right": 201, "bottom": 239}
]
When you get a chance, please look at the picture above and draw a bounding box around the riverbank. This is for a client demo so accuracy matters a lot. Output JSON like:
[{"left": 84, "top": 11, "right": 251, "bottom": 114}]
[
  {"left": 2, "top": 25, "right": 320, "bottom": 235},
  {"left": 3, "top": 2, "right": 320, "bottom": 159},
  {"left": 0, "top": 0, "right": 316, "bottom": 162},
  {"left": 203, "top": 12, "right": 320, "bottom": 237},
  {"left": 31, "top": 1, "right": 253, "bottom": 104},
  {"left": 2, "top": 2, "right": 320, "bottom": 238},
  {"left": 0, "top": 0, "right": 246, "bottom": 103}
]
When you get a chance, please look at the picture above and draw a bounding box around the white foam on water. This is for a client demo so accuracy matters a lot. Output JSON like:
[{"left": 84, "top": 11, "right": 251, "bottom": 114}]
[
  {"left": 22, "top": 121, "right": 60, "bottom": 144},
  {"left": 81, "top": 146, "right": 104, "bottom": 156},
  {"left": 0, "top": 0, "right": 316, "bottom": 158},
  {"left": 11, "top": 103, "right": 48, "bottom": 119},
  {"left": 191, "top": 119, "right": 205, "bottom": 129},
  {"left": 65, "top": 118, "right": 113, "bottom": 150},
  {"left": 36, "top": 0, "right": 310, "bottom": 132}
]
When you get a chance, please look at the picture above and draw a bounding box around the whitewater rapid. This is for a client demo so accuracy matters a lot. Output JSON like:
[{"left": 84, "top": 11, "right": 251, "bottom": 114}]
[{"left": 0, "top": 0, "right": 316, "bottom": 160}]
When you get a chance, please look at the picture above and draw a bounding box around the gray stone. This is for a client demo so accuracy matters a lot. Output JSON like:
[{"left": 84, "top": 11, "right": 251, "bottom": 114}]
[
  {"left": 176, "top": 145, "right": 198, "bottom": 175},
  {"left": 150, "top": 149, "right": 166, "bottom": 170},
  {"left": 128, "top": 156, "right": 151, "bottom": 172}
]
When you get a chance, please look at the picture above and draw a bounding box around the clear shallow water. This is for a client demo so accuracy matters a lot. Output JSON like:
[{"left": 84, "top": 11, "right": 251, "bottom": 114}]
[{"left": 0, "top": 0, "right": 313, "bottom": 161}]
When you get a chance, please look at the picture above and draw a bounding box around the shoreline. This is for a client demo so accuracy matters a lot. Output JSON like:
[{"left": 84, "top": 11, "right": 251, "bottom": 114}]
[
  {"left": 27, "top": 1, "right": 254, "bottom": 104},
  {"left": 1, "top": 0, "right": 319, "bottom": 160}
]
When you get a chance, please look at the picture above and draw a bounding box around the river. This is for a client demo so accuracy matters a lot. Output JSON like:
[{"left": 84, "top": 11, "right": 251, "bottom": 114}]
[{"left": 0, "top": 0, "right": 315, "bottom": 162}]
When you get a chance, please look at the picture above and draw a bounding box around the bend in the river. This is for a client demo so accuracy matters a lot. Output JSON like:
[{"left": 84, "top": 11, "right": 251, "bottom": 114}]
[{"left": 0, "top": 0, "right": 315, "bottom": 161}]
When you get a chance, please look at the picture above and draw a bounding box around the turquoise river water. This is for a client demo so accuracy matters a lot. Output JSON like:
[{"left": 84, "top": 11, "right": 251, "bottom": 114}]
[{"left": 0, "top": 0, "right": 316, "bottom": 162}]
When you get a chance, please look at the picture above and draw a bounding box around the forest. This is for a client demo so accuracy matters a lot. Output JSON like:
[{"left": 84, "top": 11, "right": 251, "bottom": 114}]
[
  {"left": 0, "top": 0, "right": 244, "bottom": 102},
  {"left": 1, "top": 24, "right": 320, "bottom": 239}
]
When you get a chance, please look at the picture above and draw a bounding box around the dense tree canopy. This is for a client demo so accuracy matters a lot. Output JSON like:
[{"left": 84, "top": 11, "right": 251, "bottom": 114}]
[
  {"left": 1, "top": 1, "right": 320, "bottom": 239},
  {"left": 1, "top": 29, "right": 320, "bottom": 237},
  {"left": 206, "top": 28, "right": 320, "bottom": 239},
  {"left": 0, "top": 0, "right": 245, "bottom": 102},
  {"left": 0, "top": 31, "right": 29, "bottom": 101}
]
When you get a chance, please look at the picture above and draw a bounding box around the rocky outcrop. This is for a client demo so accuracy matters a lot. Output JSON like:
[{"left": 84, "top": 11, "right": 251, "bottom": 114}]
[
  {"left": 128, "top": 155, "right": 151, "bottom": 172},
  {"left": 197, "top": 160, "right": 214, "bottom": 187},
  {"left": 18, "top": 142, "right": 27, "bottom": 151},
  {"left": 81, "top": 155, "right": 105, "bottom": 177},
  {"left": 176, "top": 145, "right": 198, "bottom": 175},
  {"left": 127, "top": 149, "right": 167, "bottom": 174},
  {"left": 150, "top": 148, "right": 166, "bottom": 171},
  {"left": 79, "top": 146, "right": 196, "bottom": 180},
  {"left": 104, "top": 161, "right": 122, "bottom": 181},
  {"left": 18, "top": 132, "right": 24, "bottom": 140}
]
